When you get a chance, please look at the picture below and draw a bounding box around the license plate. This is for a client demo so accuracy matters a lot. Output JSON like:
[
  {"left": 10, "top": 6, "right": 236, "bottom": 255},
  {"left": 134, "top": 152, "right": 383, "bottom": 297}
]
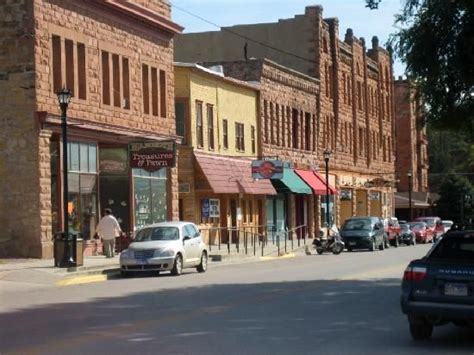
[
  {"left": 445, "top": 283, "right": 468, "bottom": 296},
  {"left": 349, "top": 242, "right": 356, "bottom": 246},
  {"left": 136, "top": 259, "right": 147, "bottom": 265}
]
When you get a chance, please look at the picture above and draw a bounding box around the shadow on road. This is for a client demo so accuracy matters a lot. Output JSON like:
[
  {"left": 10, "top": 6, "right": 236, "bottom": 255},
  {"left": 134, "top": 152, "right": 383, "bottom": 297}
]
[{"left": 1, "top": 278, "right": 472, "bottom": 355}]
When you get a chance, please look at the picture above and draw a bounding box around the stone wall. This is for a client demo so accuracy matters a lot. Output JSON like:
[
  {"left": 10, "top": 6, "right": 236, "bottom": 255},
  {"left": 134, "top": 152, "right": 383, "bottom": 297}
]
[{"left": 0, "top": 0, "right": 42, "bottom": 257}]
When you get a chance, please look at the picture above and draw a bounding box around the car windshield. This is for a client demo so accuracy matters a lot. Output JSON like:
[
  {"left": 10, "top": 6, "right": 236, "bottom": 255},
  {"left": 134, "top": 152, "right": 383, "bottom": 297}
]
[
  {"left": 134, "top": 227, "right": 180, "bottom": 242},
  {"left": 442, "top": 221, "right": 453, "bottom": 227},
  {"left": 343, "top": 220, "right": 371, "bottom": 231},
  {"left": 428, "top": 235, "right": 474, "bottom": 263},
  {"left": 417, "top": 218, "right": 435, "bottom": 227},
  {"left": 409, "top": 222, "right": 425, "bottom": 230},
  {"left": 400, "top": 224, "right": 410, "bottom": 231}
]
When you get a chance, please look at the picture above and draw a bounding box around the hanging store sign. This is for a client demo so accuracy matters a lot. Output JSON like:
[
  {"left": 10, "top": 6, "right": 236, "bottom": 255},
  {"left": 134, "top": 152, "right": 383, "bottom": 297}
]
[
  {"left": 251, "top": 160, "right": 283, "bottom": 179},
  {"left": 129, "top": 141, "right": 176, "bottom": 171}
]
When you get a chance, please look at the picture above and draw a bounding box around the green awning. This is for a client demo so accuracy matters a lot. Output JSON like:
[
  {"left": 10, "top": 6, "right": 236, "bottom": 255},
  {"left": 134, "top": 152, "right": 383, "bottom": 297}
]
[{"left": 271, "top": 168, "right": 312, "bottom": 194}]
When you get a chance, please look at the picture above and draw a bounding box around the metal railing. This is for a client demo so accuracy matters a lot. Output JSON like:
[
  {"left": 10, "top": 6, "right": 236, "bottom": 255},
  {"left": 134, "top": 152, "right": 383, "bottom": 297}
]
[{"left": 199, "top": 224, "right": 309, "bottom": 257}]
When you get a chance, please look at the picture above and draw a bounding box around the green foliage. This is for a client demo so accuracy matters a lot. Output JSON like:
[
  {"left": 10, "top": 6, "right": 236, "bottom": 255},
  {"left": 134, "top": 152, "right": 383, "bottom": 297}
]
[
  {"left": 428, "top": 127, "right": 474, "bottom": 191},
  {"left": 367, "top": 0, "right": 474, "bottom": 134},
  {"left": 436, "top": 175, "right": 473, "bottom": 223}
]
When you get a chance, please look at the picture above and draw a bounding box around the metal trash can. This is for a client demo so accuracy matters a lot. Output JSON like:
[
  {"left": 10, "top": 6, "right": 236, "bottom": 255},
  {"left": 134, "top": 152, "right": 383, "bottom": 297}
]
[{"left": 54, "top": 233, "right": 84, "bottom": 267}]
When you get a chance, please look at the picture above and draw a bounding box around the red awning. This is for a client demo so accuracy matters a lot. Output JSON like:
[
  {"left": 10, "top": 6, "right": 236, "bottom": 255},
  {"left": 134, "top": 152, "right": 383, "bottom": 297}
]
[
  {"left": 294, "top": 169, "right": 337, "bottom": 195},
  {"left": 314, "top": 172, "right": 337, "bottom": 195},
  {"left": 195, "top": 153, "right": 276, "bottom": 195}
]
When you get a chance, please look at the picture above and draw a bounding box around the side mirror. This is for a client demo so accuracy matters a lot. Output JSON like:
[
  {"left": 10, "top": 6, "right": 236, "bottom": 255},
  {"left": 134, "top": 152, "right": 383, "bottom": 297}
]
[{"left": 183, "top": 236, "right": 191, "bottom": 243}]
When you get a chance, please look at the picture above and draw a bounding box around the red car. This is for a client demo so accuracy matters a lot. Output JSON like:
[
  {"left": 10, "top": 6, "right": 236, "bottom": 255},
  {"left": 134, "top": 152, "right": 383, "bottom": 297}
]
[
  {"left": 414, "top": 217, "right": 444, "bottom": 241},
  {"left": 384, "top": 217, "right": 402, "bottom": 247},
  {"left": 408, "top": 221, "right": 434, "bottom": 243}
]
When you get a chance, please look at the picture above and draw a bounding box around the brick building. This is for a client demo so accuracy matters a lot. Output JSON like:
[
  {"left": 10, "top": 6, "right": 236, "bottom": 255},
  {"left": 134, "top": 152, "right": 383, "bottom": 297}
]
[
  {"left": 0, "top": 0, "right": 182, "bottom": 258},
  {"left": 394, "top": 78, "right": 430, "bottom": 219},
  {"left": 175, "top": 5, "right": 396, "bottom": 227}
]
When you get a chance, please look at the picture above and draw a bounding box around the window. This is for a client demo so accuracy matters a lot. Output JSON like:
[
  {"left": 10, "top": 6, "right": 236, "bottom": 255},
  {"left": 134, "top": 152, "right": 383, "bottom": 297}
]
[
  {"left": 196, "top": 101, "right": 204, "bottom": 148},
  {"left": 235, "top": 122, "right": 245, "bottom": 151},
  {"left": 357, "top": 81, "right": 362, "bottom": 110},
  {"left": 207, "top": 104, "right": 214, "bottom": 150},
  {"left": 100, "top": 50, "right": 129, "bottom": 109},
  {"left": 270, "top": 102, "right": 274, "bottom": 144},
  {"left": 347, "top": 77, "right": 352, "bottom": 106},
  {"left": 281, "top": 106, "right": 286, "bottom": 147},
  {"left": 142, "top": 64, "right": 149, "bottom": 114},
  {"left": 305, "top": 113, "right": 311, "bottom": 151},
  {"left": 249, "top": 200, "right": 254, "bottom": 223},
  {"left": 275, "top": 104, "right": 280, "bottom": 145},
  {"left": 251, "top": 125, "right": 256, "bottom": 154},
  {"left": 52, "top": 35, "right": 87, "bottom": 99},
  {"left": 160, "top": 70, "right": 167, "bottom": 117},
  {"left": 263, "top": 100, "right": 268, "bottom": 144},
  {"left": 175, "top": 100, "right": 187, "bottom": 144},
  {"left": 142, "top": 64, "right": 166, "bottom": 117},
  {"left": 223, "top": 119, "right": 228, "bottom": 149},
  {"left": 292, "top": 109, "right": 299, "bottom": 149}
]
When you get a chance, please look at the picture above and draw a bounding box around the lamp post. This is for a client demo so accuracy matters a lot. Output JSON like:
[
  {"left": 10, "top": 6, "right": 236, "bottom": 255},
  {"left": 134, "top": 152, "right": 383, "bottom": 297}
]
[
  {"left": 57, "top": 88, "right": 73, "bottom": 267},
  {"left": 323, "top": 149, "right": 331, "bottom": 237},
  {"left": 407, "top": 170, "right": 413, "bottom": 221}
]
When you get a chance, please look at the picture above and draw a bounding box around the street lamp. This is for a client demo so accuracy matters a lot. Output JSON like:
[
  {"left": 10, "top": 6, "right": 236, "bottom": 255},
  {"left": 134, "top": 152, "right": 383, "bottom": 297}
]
[
  {"left": 57, "top": 88, "right": 73, "bottom": 267},
  {"left": 407, "top": 170, "right": 413, "bottom": 221},
  {"left": 323, "top": 149, "right": 331, "bottom": 237}
]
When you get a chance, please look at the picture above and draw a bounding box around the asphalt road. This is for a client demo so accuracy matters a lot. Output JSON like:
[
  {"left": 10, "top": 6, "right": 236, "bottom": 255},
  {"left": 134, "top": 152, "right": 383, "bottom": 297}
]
[{"left": 1, "top": 244, "right": 473, "bottom": 355}]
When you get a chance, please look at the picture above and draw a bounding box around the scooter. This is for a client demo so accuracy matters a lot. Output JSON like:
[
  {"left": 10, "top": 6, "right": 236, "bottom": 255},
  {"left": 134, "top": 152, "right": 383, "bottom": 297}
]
[{"left": 312, "top": 229, "right": 345, "bottom": 255}]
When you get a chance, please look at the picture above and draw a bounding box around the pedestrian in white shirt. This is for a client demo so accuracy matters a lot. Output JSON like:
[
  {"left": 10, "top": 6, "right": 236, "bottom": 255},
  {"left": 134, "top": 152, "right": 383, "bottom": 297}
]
[{"left": 96, "top": 208, "right": 122, "bottom": 258}]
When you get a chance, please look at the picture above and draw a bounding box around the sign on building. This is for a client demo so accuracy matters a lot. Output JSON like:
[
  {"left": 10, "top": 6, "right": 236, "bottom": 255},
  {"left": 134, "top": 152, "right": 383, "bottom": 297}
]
[
  {"left": 201, "top": 199, "right": 210, "bottom": 218},
  {"left": 251, "top": 160, "right": 283, "bottom": 179},
  {"left": 129, "top": 140, "right": 176, "bottom": 172},
  {"left": 209, "top": 199, "right": 220, "bottom": 218}
]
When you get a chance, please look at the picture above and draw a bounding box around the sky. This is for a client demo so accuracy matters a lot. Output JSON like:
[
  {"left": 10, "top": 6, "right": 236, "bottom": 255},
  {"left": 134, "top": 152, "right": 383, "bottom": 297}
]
[{"left": 170, "top": 0, "right": 406, "bottom": 77}]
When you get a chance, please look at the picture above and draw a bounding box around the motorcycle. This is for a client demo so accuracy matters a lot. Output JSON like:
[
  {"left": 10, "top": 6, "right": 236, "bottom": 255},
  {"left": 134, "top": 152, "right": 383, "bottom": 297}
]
[{"left": 312, "top": 229, "right": 345, "bottom": 255}]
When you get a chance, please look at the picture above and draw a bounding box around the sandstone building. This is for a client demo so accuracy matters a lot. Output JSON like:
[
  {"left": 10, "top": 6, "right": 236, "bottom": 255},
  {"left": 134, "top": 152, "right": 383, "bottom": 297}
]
[
  {"left": 175, "top": 5, "right": 397, "bottom": 226},
  {"left": 0, "top": 0, "right": 182, "bottom": 258},
  {"left": 394, "top": 78, "right": 430, "bottom": 219}
]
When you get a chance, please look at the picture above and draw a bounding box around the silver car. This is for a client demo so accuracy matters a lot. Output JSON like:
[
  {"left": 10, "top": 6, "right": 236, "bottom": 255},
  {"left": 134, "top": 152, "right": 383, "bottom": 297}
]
[{"left": 120, "top": 221, "right": 208, "bottom": 277}]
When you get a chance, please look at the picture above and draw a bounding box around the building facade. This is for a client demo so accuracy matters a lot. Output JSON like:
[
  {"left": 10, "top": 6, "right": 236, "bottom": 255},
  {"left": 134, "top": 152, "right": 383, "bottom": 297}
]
[
  {"left": 174, "top": 64, "right": 275, "bottom": 244},
  {"left": 175, "top": 5, "right": 397, "bottom": 227},
  {"left": 394, "top": 78, "right": 430, "bottom": 219},
  {"left": 0, "top": 0, "right": 182, "bottom": 258}
]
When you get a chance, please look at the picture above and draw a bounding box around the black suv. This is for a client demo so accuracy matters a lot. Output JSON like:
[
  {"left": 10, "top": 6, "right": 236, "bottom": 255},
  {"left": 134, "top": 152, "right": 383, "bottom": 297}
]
[
  {"left": 340, "top": 216, "right": 385, "bottom": 252},
  {"left": 400, "top": 230, "right": 474, "bottom": 340}
]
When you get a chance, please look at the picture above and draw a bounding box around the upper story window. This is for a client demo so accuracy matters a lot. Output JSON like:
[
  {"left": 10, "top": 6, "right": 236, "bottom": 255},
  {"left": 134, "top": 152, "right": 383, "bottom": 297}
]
[
  {"left": 305, "top": 113, "right": 311, "bottom": 151},
  {"left": 196, "top": 101, "right": 204, "bottom": 148},
  {"left": 357, "top": 82, "right": 363, "bottom": 110},
  {"left": 292, "top": 109, "right": 299, "bottom": 150},
  {"left": 207, "top": 104, "right": 214, "bottom": 150},
  {"left": 235, "top": 122, "right": 245, "bottom": 152},
  {"left": 52, "top": 34, "right": 87, "bottom": 100},
  {"left": 101, "top": 50, "right": 130, "bottom": 109},
  {"left": 141, "top": 64, "right": 166, "bottom": 116},
  {"left": 175, "top": 99, "right": 187, "bottom": 144},
  {"left": 223, "top": 119, "right": 228, "bottom": 150},
  {"left": 251, "top": 125, "right": 256, "bottom": 154}
]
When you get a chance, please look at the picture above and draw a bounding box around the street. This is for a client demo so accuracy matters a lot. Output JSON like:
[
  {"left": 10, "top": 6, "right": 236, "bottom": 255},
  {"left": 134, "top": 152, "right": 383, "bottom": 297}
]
[{"left": 1, "top": 244, "right": 473, "bottom": 355}]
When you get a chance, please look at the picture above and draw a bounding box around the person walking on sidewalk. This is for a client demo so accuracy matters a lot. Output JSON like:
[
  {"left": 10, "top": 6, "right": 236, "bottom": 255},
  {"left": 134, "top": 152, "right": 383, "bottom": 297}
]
[{"left": 96, "top": 208, "right": 122, "bottom": 258}]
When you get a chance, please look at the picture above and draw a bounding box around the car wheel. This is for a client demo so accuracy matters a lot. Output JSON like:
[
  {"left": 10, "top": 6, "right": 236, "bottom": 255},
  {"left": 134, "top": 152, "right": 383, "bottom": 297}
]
[
  {"left": 196, "top": 251, "right": 208, "bottom": 273},
  {"left": 369, "top": 239, "right": 375, "bottom": 252},
  {"left": 409, "top": 317, "right": 433, "bottom": 340},
  {"left": 171, "top": 254, "right": 183, "bottom": 276},
  {"left": 120, "top": 270, "right": 132, "bottom": 278},
  {"left": 347, "top": 247, "right": 353, "bottom": 252}
]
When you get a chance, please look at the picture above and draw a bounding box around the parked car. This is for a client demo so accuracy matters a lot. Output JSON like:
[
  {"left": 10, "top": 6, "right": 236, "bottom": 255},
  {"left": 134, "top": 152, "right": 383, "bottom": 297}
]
[
  {"left": 408, "top": 221, "right": 434, "bottom": 244},
  {"left": 384, "top": 217, "right": 402, "bottom": 247},
  {"left": 415, "top": 216, "right": 444, "bottom": 241},
  {"left": 442, "top": 220, "right": 454, "bottom": 233},
  {"left": 340, "top": 216, "right": 385, "bottom": 252},
  {"left": 120, "top": 221, "right": 208, "bottom": 277},
  {"left": 400, "top": 223, "right": 416, "bottom": 246},
  {"left": 400, "top": 229, "right": 474, "bottom": 340}
]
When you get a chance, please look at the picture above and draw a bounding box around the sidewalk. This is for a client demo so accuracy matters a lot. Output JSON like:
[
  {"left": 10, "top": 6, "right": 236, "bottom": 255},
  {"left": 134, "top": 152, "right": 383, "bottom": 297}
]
[{"left": 0, "top": 245, "right": 308, "bottom": 289}]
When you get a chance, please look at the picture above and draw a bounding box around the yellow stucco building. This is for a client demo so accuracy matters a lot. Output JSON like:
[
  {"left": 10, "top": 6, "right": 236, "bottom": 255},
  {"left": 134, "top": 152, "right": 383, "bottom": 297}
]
[{"left": 174, "top": 63, "right": 276, "bottom": 245}]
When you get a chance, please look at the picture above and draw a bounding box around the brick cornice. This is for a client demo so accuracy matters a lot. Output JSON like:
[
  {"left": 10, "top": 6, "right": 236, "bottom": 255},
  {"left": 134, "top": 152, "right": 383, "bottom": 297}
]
[{"left": 89, "top": 0, "right": 184, "bottom": 36}]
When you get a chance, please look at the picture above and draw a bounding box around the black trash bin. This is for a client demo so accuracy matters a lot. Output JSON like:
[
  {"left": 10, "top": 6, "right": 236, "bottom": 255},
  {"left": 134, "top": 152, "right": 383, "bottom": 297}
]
[{"left": 54, "top": 233, "right": 84, "bottom": 267}]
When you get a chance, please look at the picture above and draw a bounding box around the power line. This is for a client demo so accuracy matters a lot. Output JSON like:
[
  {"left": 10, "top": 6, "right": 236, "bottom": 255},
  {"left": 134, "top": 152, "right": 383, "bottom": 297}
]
[{"left": 170, "top": 1, "right": 318, "bottom": 65}]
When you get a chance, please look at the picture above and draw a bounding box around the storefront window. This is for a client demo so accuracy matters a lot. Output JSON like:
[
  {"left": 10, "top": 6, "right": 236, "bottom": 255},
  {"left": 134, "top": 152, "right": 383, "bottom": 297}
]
[
  {"left": 321, "top": 195, "right": 335, "bottom": 226},
  {"left": 67, "top": 141, "right": 98, "bottom": 239},
  {"left": 50, "top": 142, "right": 60, "bottom": 235},
  {"left": 133, "top": 168, "right": 167, "bottom": 230}
]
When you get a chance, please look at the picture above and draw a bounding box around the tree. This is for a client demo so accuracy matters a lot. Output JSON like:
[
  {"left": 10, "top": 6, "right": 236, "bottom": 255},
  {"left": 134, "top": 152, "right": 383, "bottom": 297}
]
[
  {"left": 367, "top": 0, "right": 474, "bottom": 134},
  {"left": 436, "top": 175, "right": 473, "bottom": 224}
]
